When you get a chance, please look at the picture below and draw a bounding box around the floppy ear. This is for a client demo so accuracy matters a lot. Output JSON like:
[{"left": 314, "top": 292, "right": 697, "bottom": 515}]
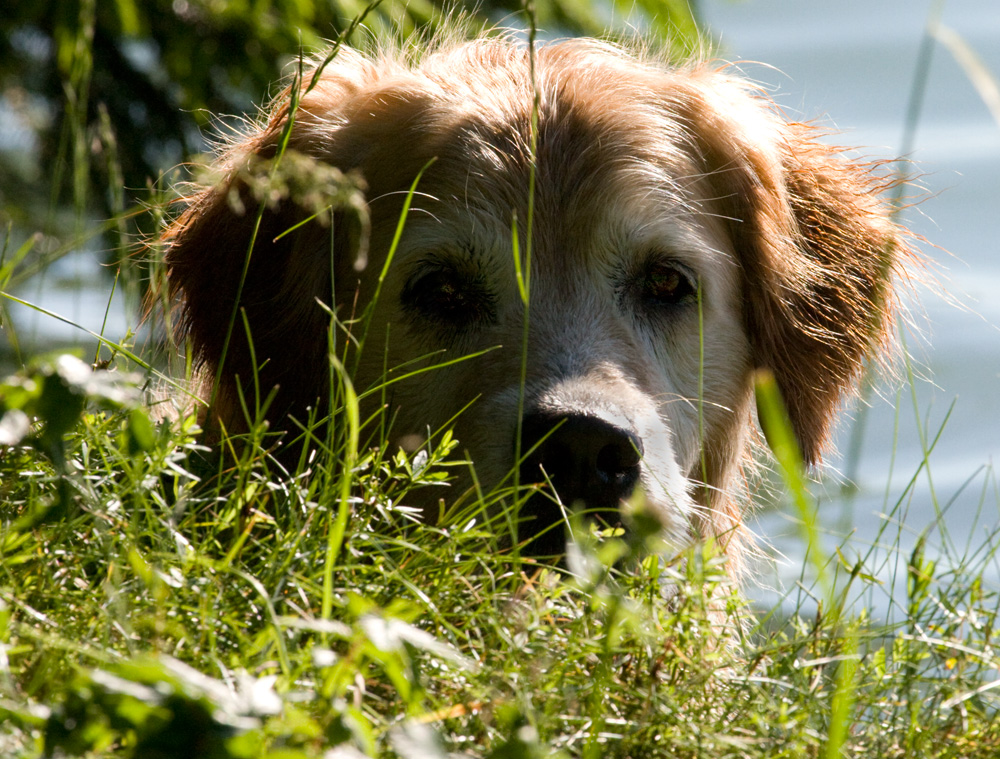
[
  {"left": 160, "top": 48, "right": 449, "bottom": 439},
  {"left": 682, "top": 75, "right": 906, "bottom": 465},
  {"left": 161, "top": 106, "right": 367, "bottom": 438}
]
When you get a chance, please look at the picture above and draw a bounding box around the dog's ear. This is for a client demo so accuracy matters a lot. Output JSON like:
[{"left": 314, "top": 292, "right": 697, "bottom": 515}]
[
  {"left": 681, "top": 74, "right": 906, "bottom": 464},
  {"left": 160, "top": 96, "right": 368, "bottom": 436},
  {"left": 160, "top": 51, "right": 445, "bottom": 437}
]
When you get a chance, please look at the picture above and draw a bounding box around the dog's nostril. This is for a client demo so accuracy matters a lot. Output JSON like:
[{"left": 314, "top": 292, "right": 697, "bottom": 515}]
[
  {"left": 595, "top": 437, "right": 643, "bottom": 486},
  {"left": 517, "top": 411, "right": 643, "bottom": 557},
  {"left": 520, "top": 412, "right": 642, "bottom": 498}
]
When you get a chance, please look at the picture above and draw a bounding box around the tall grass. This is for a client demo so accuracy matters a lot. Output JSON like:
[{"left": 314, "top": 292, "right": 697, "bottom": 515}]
[
  {"left": 3, "top": 6, "right": 1000, "bottom": 759},
  {"left": 3, "top": 346, "right": 1000, "bottom": 758}
]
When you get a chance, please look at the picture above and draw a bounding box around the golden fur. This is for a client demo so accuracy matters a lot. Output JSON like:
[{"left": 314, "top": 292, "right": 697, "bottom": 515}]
[{"left": 161, "top": 36, "right": 907, "bottom": 572}]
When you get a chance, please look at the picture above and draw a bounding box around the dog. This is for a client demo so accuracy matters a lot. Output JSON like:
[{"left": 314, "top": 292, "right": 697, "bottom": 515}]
[{"left": 160, "top": 36, "right": 907, "bottom": 574}]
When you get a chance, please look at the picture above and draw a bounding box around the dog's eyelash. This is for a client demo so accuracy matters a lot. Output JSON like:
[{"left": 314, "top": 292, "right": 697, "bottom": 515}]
[{"left": 401, "top": 264, "right": 497, "bottom": 328}]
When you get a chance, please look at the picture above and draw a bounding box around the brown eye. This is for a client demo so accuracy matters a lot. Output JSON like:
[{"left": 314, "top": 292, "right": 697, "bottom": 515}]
[
  {"left": 642, "top": 262, "right": 696, "bottom": 308},
  {"left": 402, "top": 264, "right": 496, "bottom": 328}
]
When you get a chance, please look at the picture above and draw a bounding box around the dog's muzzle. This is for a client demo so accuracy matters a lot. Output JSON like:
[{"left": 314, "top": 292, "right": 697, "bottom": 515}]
[{"left": 517, "top": 410, "right": 643, "bottom": 558}]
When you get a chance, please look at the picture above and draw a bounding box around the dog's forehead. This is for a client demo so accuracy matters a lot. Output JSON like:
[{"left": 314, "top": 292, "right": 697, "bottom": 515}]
[
  {"left": 318, "top": 46, "right": 742, "bottom": 281},
  {"left": 434, "top": 64, "right": 697, "bottom": 190},
  {"left": 394, "top": 76, "right": 714, "bottom": 255},
  {"left": 402, "top": 120, "right": 725, "bottom": 278}
]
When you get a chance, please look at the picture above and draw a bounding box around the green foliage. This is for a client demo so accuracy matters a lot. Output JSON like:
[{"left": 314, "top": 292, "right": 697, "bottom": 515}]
[
  {"left": 0, "top": 354, "right": 149, "bottom": 458},
  {"left": 0, "top": 0, "right": 701, "bottom": 233},
  {"left": 0, "top": 354, "right": 153, "bottom": 523},
  {"left": 0, "top": 357, "right": 999, "bottom": 758},
  {"left": 1, "top": 0, "right": 428, "bottom": 222}
]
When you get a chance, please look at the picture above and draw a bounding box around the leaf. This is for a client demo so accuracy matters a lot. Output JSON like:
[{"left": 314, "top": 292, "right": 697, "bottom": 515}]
[
  {"left": 390, "top": 722, "right": 449, "bottom": 759},
  {"left": 0, "top": 409, "right": 31, "bottom": 446},
  {"left": 126, "top": 407, "right": 155, "bottom": 453},
  {"left": 359, "top": 615, "right": 477, "bottom": 671}
]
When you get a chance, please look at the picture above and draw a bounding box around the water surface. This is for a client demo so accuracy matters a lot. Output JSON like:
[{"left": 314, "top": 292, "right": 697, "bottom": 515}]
[{"left": 702, "top": 0, "right": 1000, "bottom": 609}]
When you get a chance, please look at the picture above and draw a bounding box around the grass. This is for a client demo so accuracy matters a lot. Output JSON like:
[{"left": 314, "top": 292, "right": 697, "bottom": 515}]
[
  {"left": 3, "top": 6, "right": 1000, "bottom": 758},
  {"left": 1, "top": 344, "right": 1000, "bottom": 759}
]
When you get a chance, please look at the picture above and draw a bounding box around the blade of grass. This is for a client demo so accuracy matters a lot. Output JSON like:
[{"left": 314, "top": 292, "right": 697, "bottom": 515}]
[
  {"left": 932, "top": 23, "right": 1000, "bottom": 130},
  {"left": 755, "top": 368, "right": 831, "bottom": 601},
  {"left": 511, "top": 0, "right": 542, "bottom": 568}
]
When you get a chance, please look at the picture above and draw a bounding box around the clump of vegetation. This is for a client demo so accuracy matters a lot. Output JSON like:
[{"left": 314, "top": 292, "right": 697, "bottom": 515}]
[{"left": 0, "top": 349, "right": 999, "bottom": 758}]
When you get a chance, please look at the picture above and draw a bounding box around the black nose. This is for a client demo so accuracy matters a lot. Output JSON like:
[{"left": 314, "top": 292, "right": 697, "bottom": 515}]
[{"left": 517, "top": 411, "right": 643, "bottom": 557}]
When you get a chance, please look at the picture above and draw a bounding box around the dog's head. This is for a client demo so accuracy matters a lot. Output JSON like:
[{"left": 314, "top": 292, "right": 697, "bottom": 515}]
[{"left": 162, "top": 38, "right": 906, "bottom": 567}]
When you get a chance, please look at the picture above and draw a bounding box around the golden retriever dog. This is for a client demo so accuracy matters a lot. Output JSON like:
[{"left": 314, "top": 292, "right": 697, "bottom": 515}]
[{"left": 161, "top": 36, "right": 907, "bottom": 572}]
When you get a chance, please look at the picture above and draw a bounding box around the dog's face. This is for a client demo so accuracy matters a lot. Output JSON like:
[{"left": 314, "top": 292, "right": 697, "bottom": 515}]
[
  {"left": 348, "top": 96, "right": 752, "bottom": 554},
  {"left": 163, "top": 39, "right": 905, "bottom": 567}
]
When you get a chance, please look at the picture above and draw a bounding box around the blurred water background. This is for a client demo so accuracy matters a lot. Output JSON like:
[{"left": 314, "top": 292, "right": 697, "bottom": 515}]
[{"left": 701, "top": 0, "right": 1000, "bottom": 610}]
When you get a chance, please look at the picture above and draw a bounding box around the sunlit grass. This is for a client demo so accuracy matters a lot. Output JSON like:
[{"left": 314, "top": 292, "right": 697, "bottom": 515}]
[{"left": 1, "top": 311, "right": 1000, "bottom": 758}]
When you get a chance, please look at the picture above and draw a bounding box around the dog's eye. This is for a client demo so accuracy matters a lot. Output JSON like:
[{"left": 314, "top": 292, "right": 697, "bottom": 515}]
[
  {"left": 402, "top": 266, "right": 496, "bottom": 328},
  {"left": 641, "top": 262, "right": 697, "bottom": 308}
]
